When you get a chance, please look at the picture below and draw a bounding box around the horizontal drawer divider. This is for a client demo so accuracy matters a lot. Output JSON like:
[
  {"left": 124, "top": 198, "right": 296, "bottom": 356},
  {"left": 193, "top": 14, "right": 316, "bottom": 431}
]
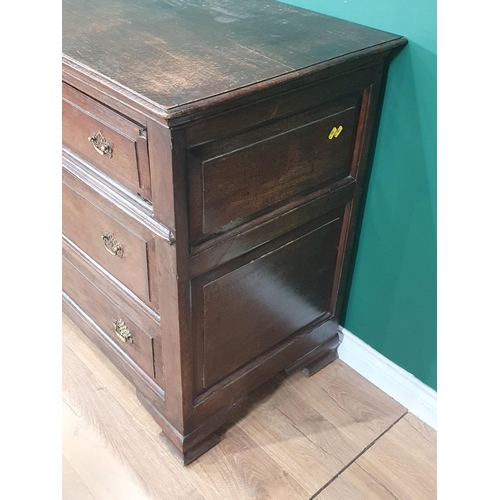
[
  {"left": 63, "top": 235, "right": 160, "bottom": 325},
  {"left": 63, "top": 290, "right": 164, "bottom": 401},
  {"left": 63, "top": 149, "right": 175, "bottom": 244}
]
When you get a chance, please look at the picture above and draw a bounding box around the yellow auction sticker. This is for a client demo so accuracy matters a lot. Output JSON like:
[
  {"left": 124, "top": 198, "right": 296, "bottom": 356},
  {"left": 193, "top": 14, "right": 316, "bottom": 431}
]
[{"left": 328, "top": 125, "right": 343, "bottom": 140}]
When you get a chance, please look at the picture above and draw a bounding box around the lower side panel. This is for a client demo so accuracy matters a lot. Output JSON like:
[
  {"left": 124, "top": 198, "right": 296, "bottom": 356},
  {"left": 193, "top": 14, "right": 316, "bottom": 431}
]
[{"left": 191, "top": 208, "right": 343, "bottom": 394}]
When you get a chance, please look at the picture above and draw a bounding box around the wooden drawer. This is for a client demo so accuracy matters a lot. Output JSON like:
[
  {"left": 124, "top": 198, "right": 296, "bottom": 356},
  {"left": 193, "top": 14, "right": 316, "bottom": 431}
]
[
  {"left": 63, "top": 252, "right": 158, "bottom": 380},
  {"left": 62, "top": 181, "right": 158, "bottom": 311},
  {"left": 62, "top": 83, "right": 152, "bottom": 200}
]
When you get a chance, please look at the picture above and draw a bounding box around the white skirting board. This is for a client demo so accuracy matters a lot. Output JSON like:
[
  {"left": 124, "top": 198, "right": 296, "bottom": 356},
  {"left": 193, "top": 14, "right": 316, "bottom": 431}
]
[{"left": 338, "top": 327, "right": 437, "bottom": 430}]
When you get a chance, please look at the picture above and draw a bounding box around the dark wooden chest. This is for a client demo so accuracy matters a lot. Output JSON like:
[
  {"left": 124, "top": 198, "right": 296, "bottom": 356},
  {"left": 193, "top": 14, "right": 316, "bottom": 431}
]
[{"left": 62, "top": 0, "right": 406, "bottom": 464}]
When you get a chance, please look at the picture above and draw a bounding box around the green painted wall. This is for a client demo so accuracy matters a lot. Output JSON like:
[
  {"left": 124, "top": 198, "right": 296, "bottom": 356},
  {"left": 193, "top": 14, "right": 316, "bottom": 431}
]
[{"left": 281, "top": 0, "right": 437, "bottom": 389}]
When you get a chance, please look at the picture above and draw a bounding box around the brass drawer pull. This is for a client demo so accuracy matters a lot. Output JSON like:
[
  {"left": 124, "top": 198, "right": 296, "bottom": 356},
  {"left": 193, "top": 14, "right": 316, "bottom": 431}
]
[
  {"left": 113, "top": 319, "right": 133, "bottom": 343},
  {"left": 102, "top": 232, "right": 123, "bottom": 257},
  {"left": 88, "top": 131, "right": 113, "bottom": 156}
]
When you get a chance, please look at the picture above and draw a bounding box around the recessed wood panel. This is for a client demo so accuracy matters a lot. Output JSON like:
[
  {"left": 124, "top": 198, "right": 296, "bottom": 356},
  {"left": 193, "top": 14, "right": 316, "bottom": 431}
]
[
  {"left": 194, "top": 217, "right": 342, "bottom": 389},
  {"left": 188, "top": 97, "right": 360, "bottom": 242}
]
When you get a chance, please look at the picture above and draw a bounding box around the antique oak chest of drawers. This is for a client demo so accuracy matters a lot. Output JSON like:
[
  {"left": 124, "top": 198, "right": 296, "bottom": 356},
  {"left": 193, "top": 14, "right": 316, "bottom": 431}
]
[{"left": 62, "top": 0, "right": 406, "bottom": 464}]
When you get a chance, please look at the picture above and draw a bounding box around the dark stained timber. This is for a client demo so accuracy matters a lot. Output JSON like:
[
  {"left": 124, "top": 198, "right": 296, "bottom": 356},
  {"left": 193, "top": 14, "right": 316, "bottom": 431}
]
[{"left": 62, "top": 0, "right": 407, "bottom": 464}]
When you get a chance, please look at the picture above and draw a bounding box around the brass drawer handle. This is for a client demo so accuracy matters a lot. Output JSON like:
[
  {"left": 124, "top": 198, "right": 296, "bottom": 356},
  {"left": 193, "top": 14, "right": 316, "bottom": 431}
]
[
  {"left": 102, "top": 232, "right": 123, "bottom": 257},
  {"left": 88, "top": 131, "right": 113, "bottom": 156},
  {"left": 113, "top": 319, "right": 133, "bottom": 343}
]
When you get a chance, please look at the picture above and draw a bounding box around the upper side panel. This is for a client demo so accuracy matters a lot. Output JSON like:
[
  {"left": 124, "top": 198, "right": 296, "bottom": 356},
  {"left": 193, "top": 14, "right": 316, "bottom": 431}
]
[
  {"left": 189, "top": 94, "right": 360, "bottom": 240},
  {"left": 184, "top": 61, "right": 381, "bottom": 252},
  {"left": 62, "top": 0, "right": 402, "bottom": 108}
]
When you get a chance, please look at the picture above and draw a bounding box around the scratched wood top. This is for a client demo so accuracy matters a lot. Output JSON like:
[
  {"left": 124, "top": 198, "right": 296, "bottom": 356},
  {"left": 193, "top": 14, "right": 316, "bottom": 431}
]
[{"left": 62, "top": 0, "right": 403, "bottom": 109}]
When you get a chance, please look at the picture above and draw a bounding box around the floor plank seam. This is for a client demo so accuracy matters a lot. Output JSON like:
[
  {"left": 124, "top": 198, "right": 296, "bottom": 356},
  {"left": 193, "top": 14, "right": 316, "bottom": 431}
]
[
  {"left": 62, "top": 396, "right": 81, "bottom": 418},
  {"left": 405, "top": 416, "right": 437, "bottom": 446},
  {"left": 64, "top": 316, "right": 436, "bottom": 500},
  {"left": 354, "top": 461, "right": 400, "bottom": 500},
  {"left": 308, "top": 409, "right": 409, "bottom": 500},
  {"left": 272, "top": 404, "right": 333, "bottom": 456}
]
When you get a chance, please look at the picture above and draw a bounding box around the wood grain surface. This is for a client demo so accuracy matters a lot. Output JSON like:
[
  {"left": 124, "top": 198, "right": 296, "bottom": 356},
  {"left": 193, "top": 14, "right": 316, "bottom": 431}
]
[
  {"left": 62, "top": 313, "right": 436, "bottom": 499},
  {"left": 315, "top": 462, "right": 397, "bottom": 500},
  {"left": 62, "top": 0, "right": 403, "bottom": 108},
  {"left": 318, "top": 415, "right": 437, "bottom": 499},
  {"left": 62, "top": 0, "right": 408, "bottom": 462}
]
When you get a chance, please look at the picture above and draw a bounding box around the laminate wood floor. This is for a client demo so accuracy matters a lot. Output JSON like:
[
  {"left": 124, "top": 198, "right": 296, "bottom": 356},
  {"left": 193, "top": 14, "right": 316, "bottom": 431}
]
[{"left": 62, "top": 313, "right": 437, "bottom": 499}]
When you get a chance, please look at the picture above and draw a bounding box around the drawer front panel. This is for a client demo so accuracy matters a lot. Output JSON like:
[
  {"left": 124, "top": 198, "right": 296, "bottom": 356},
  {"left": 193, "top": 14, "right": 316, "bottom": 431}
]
[
  {"left": 62, "top": 182, "right": 156, "bottom": 310},
  {"left": 62, "top": 83, "right": 151, "bottom": 200},
  {"left": 188, "top": 94, "right": 361, "bottom": 244},
  {"left": 63, "top": 254, "right": 157, "bottom": 379}
]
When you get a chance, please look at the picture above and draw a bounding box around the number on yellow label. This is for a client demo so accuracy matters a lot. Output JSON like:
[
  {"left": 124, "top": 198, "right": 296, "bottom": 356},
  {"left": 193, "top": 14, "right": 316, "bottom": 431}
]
[{"left": 328, "top": 125, "right": 343, "bottom": 140}]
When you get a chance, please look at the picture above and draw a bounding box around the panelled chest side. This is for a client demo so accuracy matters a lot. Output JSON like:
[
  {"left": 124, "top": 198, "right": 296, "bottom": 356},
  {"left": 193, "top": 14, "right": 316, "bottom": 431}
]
[{"left": 62, "top": 0, "right": 407, "bottom": 464}]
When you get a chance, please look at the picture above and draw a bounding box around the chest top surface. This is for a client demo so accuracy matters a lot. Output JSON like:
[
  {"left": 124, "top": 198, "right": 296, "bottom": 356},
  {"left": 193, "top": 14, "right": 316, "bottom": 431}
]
[{"left": 62, "top": 0, "right": 403, "bottom": 110}]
